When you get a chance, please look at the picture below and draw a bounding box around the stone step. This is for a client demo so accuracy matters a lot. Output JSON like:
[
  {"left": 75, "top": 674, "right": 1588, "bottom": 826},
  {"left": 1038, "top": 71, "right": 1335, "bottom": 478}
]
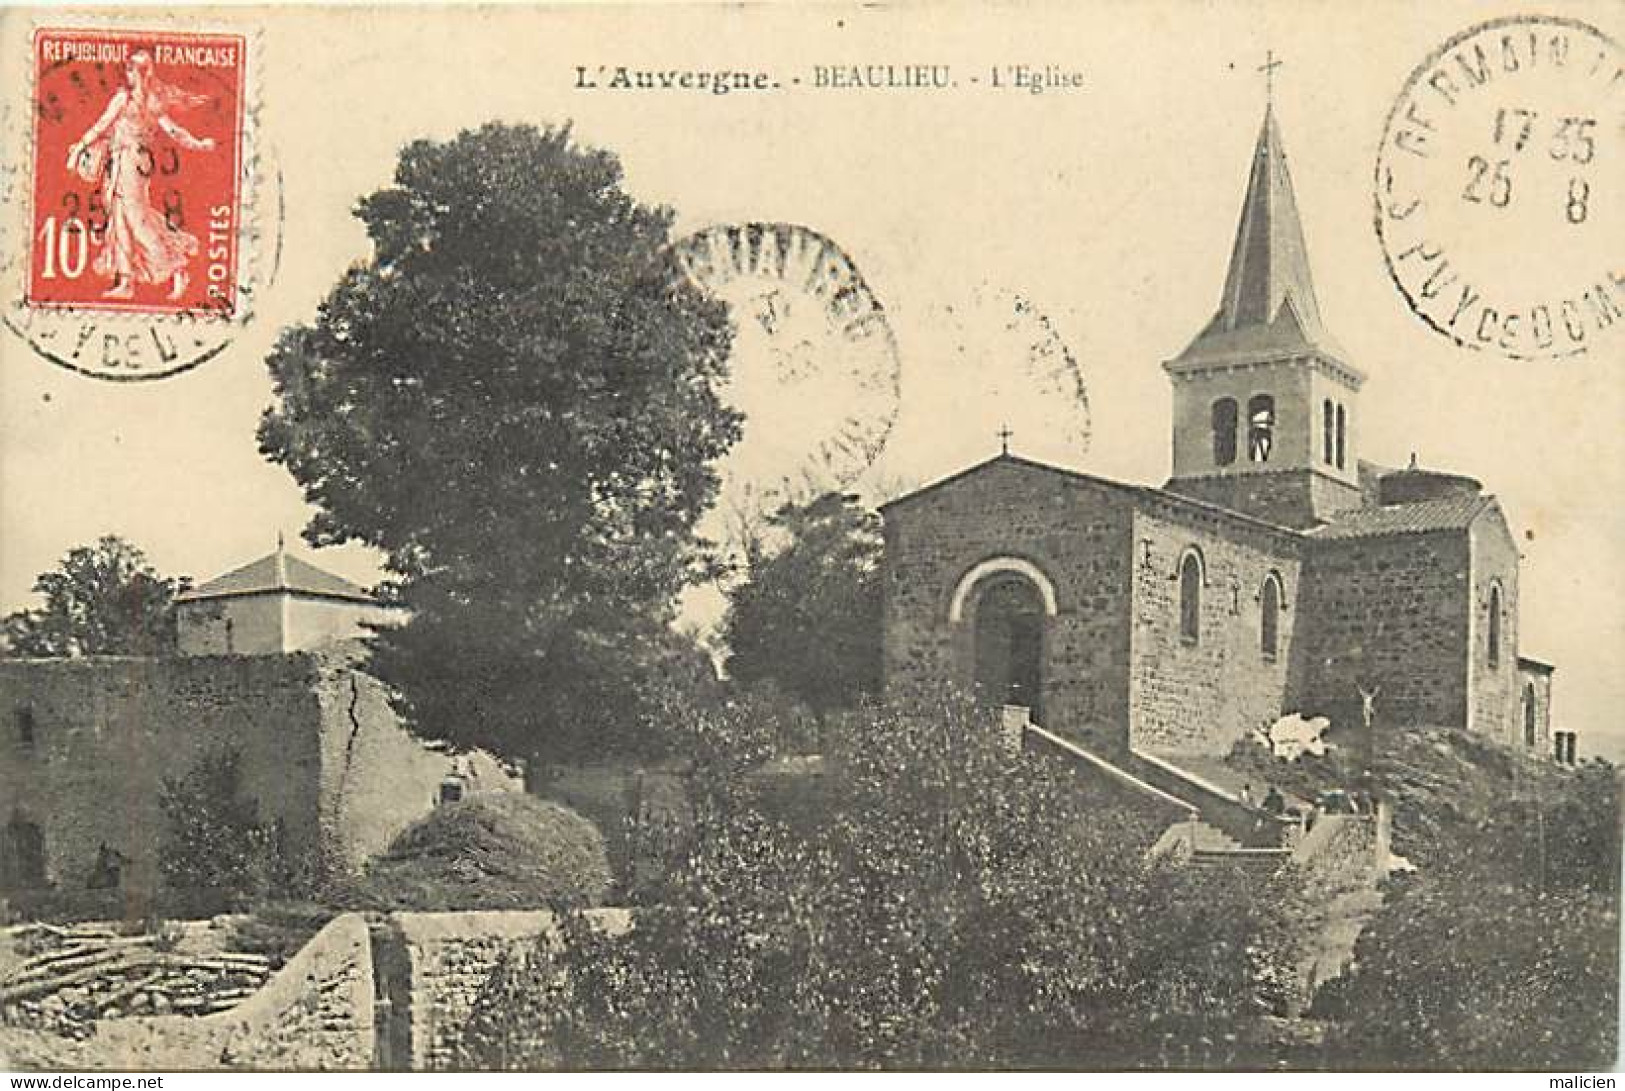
[
  {"left": 1188, "top": 847, "right": 1291, "bottom": 879},
  {"left": 1186, "top": 820, "right": 1242, "bottom": 852}
]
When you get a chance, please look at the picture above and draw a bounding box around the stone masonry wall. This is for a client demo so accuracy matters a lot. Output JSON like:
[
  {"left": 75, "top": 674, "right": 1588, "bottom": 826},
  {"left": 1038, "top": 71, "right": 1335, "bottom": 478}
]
[
  {"left": 0, "top": 652, "right": 514, "bottom": 901},
  {"left": 395, "top": 908, "right": 631, "bottom": 1071},
  {"left": 84, "top": 913, "right": 375, "bottom": 1070},
  {"left": 1128, "top": 504, "right": 1303, "bottom": 755},
  {"left": 176, "top": 594, "right": 286, "bottom": 657},
  {"left": 1297, "top": 530, "right": 1471, "bottom": 733},
  {"left": 1165, "top": 469, "right": 1363, "bottom": 530},
  {"left": 881, "top": 459, "right": 1136, "bottom": 753},
  {"left": 0, "top": 657, "right": 325, "bottom": 899},
  {"left": 1469, "top": 507, "right": 1521, "bottom": 745},
  {"left": 1518, "top": 664, "right": 1554, "bottom": 754},
  {"left": 312, "top": 663, "right": 519, "bottom": 874}
]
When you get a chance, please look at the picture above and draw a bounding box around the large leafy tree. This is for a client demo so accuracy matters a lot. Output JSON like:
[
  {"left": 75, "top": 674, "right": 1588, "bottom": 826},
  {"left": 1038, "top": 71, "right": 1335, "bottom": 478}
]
[
  {"left": 259, "top": 123, "right": 740, "bottom": 765},
  {"left": 722, "top": 492, "right": 883, "bottom": 721},
  {"left": 2, "top": 535, "right": 190, "bottom": 657}
]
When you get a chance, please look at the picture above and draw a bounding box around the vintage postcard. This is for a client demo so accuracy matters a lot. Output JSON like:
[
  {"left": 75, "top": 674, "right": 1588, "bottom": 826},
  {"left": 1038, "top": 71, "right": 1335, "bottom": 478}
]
[{"left": 0, "top": 1, "right": 1619, "bottom": 1077}]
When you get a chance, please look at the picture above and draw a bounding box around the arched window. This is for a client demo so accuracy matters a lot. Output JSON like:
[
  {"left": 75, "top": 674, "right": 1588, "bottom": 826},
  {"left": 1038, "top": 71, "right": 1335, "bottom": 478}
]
[
  {"left": 1247, "top": 395, "right": 1275, "bottom": 463},
  {"left": 1335, "top": 404, "right": 1347, "bottom": 469},
  {"left": 1260, "top": 574, "right": 1282, "bottom": 660},
  {"left": 1212, "top": 398, "right": 1238, "bottom": 467},
  {"left": 1523, "top": 683, "right": 1538, "bottom": 747},
  {"left": 1487, "top": 583, "right": 1503, "bottom": 668},
  {"left": 1179, "top": 549, "right": 1203, "bottom": 644}
]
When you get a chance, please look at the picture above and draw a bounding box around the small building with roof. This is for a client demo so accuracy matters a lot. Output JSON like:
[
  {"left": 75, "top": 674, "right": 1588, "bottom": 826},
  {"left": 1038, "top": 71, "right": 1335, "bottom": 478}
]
[
  {"left": 1, "top": 544, "right": 513, "bottom": 907},
  {"left": 175, "top": 539, "right": 406, "bottom": 657}
]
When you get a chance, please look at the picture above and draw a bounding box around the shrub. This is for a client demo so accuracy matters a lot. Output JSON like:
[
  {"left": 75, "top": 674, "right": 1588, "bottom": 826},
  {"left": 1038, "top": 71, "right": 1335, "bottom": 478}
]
[
  {"left": 224, "top": 900, "right": 337, "bottom": 967},
  {"left": 459, "top": 698, "right": 1301, "bottom": 1070},
  {"left": 158, "top": 748, "right": 288, "bottom": 916},
  {"left": 1318, "top": 757, "right": 1620, "bottom": 1068},
  {"left": 361, "top": 794, "right": 610, "bottom": 911}
]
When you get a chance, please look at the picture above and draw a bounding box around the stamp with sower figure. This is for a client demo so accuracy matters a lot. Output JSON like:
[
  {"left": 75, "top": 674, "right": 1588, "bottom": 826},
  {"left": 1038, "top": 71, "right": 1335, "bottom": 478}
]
[
  {"left": 31, "top": 29, "right": 244, "bottom": 316},
  {"left": 4, "top": 24, "right": 266, "bottom": 381},
  {"left": 1376, "top": 15, "right": 1622, "bottom": 361}
]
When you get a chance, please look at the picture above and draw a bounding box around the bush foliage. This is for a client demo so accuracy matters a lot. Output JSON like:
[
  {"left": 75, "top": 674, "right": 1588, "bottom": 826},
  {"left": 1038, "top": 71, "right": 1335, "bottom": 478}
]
[
  {"left": 460, "top": 698, "right": 1305, "bottom": 1069},
  {"left": 1319, "top": 760, "right": 1619, "bottom": 1069},
  {"left": 158, "top": 748, "right": 289, "bottom": 916},
  {"left": 360, "top": 794, "right": 611, "bottom": 912}
]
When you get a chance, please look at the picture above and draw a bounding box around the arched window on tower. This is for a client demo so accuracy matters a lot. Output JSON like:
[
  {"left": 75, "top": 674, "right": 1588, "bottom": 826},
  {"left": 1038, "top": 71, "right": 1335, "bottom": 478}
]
[
  {"left": 1212, "top": 398, "right": 1238, "bottom": 467},
  {"left": 1260, "top": 573, "right": 1282, "bottom": 660},
  {"left": 1179, "top": 549, "right": 1203, "bottom": 645},
  {"left": 1323, "top": 399, "right": 1335, "bottom": 465},
  {"left": 1487, "top": 583, "right": 1503, "bottom": 668},
  {"left": 1247, "top": 395, "right": 1275, "bottom": 462},
  {"left": 1335, "top": 404, "right": 1347, "bottom": 470}
]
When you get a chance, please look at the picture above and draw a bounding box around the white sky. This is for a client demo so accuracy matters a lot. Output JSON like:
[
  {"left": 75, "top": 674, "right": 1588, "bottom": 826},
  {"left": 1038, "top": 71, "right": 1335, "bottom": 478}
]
[{"left": 1, "top": 2, "right": 1621, "bottom": 756}]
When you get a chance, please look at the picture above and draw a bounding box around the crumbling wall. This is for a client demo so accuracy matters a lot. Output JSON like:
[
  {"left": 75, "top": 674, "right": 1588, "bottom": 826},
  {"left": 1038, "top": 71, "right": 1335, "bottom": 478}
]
[
  {"left": 61, "top": 913, "right": 374, "bottom": 1071},
  {"left": 395, "top": 908, "right": 630, "bottom": 1071}
]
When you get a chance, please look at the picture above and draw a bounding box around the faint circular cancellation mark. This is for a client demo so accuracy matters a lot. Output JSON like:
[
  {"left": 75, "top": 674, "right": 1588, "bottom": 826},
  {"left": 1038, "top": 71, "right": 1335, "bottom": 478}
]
[
  {"left": 673, "top": 222, "right": 901, "bottom": 512},
  {"left": 1375, "top": 14, "right": 1622, "bottom": 361}
]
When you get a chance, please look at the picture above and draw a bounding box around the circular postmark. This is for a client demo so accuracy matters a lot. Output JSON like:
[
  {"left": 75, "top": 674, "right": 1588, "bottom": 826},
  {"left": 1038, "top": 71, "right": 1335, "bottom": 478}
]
[
  {"left": 1375, "top": 15, "right": 1622, "bottom": 360},
  {"left": 1, "top": 23, "right": 277, "bottom": 381},
  {"left": 673, "top": 222, "right": 901, "bottom": 511},
  {"left": 915, "top": 283, "right": 1090, "bottom": 464}
]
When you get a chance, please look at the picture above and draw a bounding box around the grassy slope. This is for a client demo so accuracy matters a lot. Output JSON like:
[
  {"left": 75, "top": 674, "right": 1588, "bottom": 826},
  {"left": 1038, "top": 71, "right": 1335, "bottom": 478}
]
[{"left": 1224, "top": 725, "right": 1587, "bottom": 867}]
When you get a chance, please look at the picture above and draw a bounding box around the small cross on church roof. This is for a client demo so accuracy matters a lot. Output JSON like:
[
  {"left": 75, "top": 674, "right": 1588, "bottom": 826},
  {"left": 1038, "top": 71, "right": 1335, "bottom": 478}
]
[{"left": 997, "top": 424, "right": 1014, "bottom": 456}]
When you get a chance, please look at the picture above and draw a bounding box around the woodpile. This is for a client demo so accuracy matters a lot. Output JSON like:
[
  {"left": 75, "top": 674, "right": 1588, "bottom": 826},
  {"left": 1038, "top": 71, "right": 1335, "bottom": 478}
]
[{"left": 0, "top": 923, "right": 271, "bottom": 1039}]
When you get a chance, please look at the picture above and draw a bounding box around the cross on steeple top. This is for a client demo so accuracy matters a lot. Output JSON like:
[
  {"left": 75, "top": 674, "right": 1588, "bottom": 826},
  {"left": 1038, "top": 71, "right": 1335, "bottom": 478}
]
[
  {"left": 997, "top": 424, "right": 1014, "bottom": 456},
  {"left": 1258, "top": 49, "right": 1284, "bottom": 105}
]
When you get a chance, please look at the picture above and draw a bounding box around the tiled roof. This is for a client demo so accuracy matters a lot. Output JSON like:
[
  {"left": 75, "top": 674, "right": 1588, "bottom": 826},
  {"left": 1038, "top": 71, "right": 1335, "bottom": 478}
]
[
  {"left": 1306, "top": 493, "right": 1492, "bottom": 540},
  {"left": 178, "top": 548, "right": 380, "bottom": 604}
]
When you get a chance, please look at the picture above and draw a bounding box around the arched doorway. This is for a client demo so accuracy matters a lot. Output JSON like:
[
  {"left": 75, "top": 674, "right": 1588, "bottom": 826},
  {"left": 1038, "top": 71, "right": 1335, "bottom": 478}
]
[{"left": 971, "top": 575, "right": 1046, "bottom": 722}]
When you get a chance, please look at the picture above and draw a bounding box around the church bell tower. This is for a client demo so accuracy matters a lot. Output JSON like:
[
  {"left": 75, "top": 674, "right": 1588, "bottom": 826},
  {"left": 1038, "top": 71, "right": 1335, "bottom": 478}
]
[{"left": 1162, "top": 100, "right": 1365, "bottom": 529}]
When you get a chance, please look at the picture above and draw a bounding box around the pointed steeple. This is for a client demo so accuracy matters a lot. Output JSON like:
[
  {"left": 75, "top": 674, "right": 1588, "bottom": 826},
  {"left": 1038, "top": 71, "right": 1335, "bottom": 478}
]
[
  {"left": 1217, "top": 105, "right": 1322, "bottom": 334},
  {"left": 1170, "top": 104, "right": 1352, "bottom": 371}
]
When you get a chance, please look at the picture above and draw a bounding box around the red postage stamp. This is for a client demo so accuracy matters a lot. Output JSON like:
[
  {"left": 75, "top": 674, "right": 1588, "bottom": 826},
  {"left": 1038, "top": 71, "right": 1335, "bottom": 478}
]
[{"left": 28, "top": 27, "right": 247, "bottom": 319}]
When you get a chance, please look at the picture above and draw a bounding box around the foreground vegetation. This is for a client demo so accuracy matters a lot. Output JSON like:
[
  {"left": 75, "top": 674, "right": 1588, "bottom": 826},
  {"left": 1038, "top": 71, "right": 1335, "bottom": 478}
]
[{"left": 457, "top": 699, "right": 1313, "bottom": 1069}]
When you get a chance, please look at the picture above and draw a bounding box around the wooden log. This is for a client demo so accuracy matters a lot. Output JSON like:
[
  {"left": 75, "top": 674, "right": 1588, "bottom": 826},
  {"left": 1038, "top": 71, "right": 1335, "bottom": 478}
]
[
  {"left": 91, "top": 971, "right": 167, "bottom": 1013},
  {"left": 2, "top": 948, "right": 128, "bottom": 988},
  {"left": 0, "top": 953, "right": 142, "bottom": 1005}
]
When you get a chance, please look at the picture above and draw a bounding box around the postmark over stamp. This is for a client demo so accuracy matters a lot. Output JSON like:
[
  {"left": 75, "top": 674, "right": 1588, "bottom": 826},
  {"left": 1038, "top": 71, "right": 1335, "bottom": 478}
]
[
  {"left": 1375, "top": 15, "right": 1622, "bottom": 361},
  {"left": 1, "top": 22, "right": 271, "bottom": 381}
]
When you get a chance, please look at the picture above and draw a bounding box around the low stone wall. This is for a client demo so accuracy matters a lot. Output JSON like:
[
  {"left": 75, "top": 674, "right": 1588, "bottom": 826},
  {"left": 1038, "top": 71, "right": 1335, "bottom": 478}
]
[
  {"left": 394, "top": 908, "right": 630, "bottom": 1071},
  {"left": 83, "top": 912, "right": 374, "bottom": 1070},
  {"left": 1288, "top": 813, "right": 1385, "bottom": 1000}
]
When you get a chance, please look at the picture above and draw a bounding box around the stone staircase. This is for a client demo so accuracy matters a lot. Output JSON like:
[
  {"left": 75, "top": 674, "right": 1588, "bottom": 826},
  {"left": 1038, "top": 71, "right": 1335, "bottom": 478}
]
[
  {"left": 1020, "top": 722, "right": 1293, "bottom": 878},
  {"left": 1121, "top": 749, "right": 1299, "bottom": 849}
]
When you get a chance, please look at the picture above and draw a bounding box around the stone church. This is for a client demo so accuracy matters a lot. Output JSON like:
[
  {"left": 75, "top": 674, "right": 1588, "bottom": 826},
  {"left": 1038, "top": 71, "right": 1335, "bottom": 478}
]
[{"left": 881, "top": 104, "right": 1561, "bottom": 772}]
